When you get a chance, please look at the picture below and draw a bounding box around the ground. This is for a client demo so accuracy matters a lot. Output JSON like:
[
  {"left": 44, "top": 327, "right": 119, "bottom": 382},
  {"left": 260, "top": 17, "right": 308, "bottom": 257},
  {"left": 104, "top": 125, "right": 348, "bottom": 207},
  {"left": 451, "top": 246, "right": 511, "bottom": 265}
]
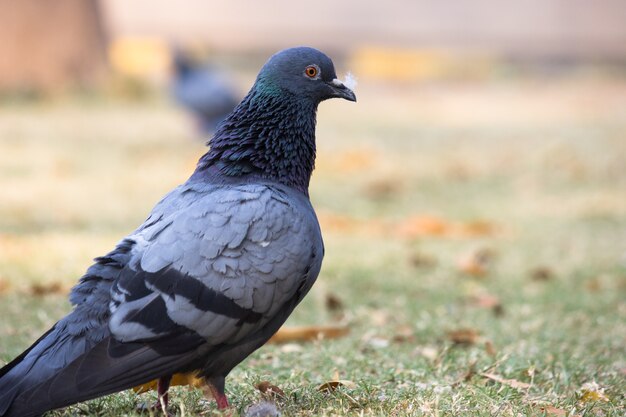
[{"left": 0, "top": 73, "right": 624, "bottom": 416}]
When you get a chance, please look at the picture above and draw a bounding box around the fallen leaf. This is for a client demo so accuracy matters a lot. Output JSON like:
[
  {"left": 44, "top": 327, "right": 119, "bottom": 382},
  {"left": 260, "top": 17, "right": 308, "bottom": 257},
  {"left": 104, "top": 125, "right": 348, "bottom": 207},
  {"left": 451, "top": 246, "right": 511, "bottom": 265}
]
[
  {"left": 484, "top": 340, "right": 497, "bottom": 357},
  {"left": 481, "top": 372, "right": 530, "bottom": 389},
  {"left": 363, "top": 178, "right": 402, "bottom": 199},
  {"left": 317, "top": 211, "right": 359, "bottom": 233},
  {"left": 444, "top": 161, "right": 474, "bottom": 181},
  {"left": 457, "top": 248, "right": 495, "bottom": 277},
  {"left": 336, "top": 150, "right": 375, "bottom": 172},
  {"left": 318, "top": 375, "right": 356, "bottom": 392},
  {"left": 392, "top": 325, "right": 415, "bottom": 343},
  {"left": 28, "top": 281, "right": 66, "bottom": 296},
  {"left": 256, "top": 381, "right": 286, "bottom": 399},
  {"left": 469, "top": 293, "right": 504, "bottom": 316},
  {"left": 397, "top": 215, "right": 498, "bottom": 239},
  {"left": 408, "top": 252, "right": 437, "bottom": 268},
  {"left": 325, "top": 293, "right": 344, "bottom": 312},
  {"left": 585, "top": 277, "right": 602, "bottom": 292},
  {"left": 447, "top": 328, "right": 480, "bottom": 345},
  {"left": 316, "top": 211, "right": 385, "bottom": 236},
  {"left": 134, "top": 371, "right": 204, "bottom": 393},
  {"left": 268, "top": 325, "right": 349, "bottom": 344},
  {"left": 530, "top": 266, "right": 555, "bottom": 281},
  {"left": 534, "top": 405, "right": 581, "bottom": 417},
  {"left": 397, "top": 215, "right": 449, "bottom": 238},
  {"left": 456, "top": 220, "right": 497, "bottom": 237},
  {"left": 536, "top": 405, "right": 566, "bottom": 416},
  {"left": 0, "top": 277, "right": 11, "bottom": 294},
  {"left": 469, "top": 293, "right": 500, "bottom": 309}
]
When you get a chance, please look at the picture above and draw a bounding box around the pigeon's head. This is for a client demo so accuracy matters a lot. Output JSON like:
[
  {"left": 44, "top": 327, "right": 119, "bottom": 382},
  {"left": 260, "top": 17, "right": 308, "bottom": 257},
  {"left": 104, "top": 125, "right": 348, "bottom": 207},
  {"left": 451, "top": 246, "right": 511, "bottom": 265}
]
[{"left": 255, "top": 47, "right": 356, "bottom": 103}]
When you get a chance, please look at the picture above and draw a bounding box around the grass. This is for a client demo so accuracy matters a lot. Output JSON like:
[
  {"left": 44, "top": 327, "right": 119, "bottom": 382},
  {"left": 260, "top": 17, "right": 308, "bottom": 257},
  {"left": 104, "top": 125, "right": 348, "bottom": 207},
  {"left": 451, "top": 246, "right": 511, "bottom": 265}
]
[{"left": 0, "top": 74, "right": 625, "bottom": 416}]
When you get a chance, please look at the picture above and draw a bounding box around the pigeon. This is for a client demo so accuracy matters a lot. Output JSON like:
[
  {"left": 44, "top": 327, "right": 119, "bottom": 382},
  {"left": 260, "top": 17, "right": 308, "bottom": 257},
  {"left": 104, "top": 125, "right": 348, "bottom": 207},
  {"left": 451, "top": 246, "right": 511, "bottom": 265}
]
[
  {"left": 0, "top": 46, "right": 356, "bottom": 417},
  {"left": 172, "top": 48, "right": 240, "bottom": 135}
]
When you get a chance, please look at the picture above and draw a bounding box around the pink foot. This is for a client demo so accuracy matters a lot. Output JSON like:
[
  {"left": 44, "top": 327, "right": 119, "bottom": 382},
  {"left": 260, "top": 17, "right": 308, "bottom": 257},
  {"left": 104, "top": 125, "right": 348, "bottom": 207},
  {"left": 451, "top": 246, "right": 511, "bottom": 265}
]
[{"left": 203, "top": 376, "right": 230, "bottom": 411}]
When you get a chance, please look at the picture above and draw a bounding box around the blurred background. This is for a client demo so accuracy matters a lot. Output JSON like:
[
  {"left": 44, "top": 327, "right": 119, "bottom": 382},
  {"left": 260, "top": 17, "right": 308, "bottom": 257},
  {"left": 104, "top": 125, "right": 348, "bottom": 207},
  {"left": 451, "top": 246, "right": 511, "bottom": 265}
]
[{"left": 0, "top": 1, "right": 625, "bottom": 414}]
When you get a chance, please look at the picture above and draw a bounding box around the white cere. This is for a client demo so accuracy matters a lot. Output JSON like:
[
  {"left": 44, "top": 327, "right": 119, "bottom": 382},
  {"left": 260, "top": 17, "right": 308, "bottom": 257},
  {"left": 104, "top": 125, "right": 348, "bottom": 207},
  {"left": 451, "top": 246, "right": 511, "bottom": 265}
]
[{"left": 341, "top": 72, "right": 358, "bottom": 90}]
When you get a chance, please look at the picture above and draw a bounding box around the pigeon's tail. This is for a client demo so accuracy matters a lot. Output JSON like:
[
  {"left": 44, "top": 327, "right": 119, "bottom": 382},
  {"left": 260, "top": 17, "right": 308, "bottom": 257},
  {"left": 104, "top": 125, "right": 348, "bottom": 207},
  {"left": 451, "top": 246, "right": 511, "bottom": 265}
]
[
  {"left": 0, "top": 323, "right": 206, "bottom": 417},
  {"left": 0, "top": 321, "right": 99, "bottom": 417}
]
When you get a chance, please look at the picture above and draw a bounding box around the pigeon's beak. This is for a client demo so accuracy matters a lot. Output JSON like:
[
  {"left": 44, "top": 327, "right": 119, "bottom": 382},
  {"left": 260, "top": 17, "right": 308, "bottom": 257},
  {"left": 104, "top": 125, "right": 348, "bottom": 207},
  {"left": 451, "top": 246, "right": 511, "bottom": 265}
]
[{"left": 328, "top": 79, "right": 357, "bottom": 102}]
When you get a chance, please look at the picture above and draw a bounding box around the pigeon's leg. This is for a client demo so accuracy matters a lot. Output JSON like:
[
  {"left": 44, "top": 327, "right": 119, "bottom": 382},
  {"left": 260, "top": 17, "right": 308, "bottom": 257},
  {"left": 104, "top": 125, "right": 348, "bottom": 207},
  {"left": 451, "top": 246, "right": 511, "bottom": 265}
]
[
  {"left": 137, "top": 376, "right": 172, "bottom": 415},
  {"left": 204, "top": 376, "right": 229, "bottom": 410},
  {"left": 156, "top": 375, "right": 172, "bottom": 411}
]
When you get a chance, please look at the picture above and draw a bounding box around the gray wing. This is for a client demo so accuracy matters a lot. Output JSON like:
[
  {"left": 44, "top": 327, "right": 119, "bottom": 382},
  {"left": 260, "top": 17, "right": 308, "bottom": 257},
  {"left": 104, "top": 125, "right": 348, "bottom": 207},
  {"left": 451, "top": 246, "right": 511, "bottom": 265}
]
[{"left": 109, "top": 182, "right": 323, "bottom": 346}]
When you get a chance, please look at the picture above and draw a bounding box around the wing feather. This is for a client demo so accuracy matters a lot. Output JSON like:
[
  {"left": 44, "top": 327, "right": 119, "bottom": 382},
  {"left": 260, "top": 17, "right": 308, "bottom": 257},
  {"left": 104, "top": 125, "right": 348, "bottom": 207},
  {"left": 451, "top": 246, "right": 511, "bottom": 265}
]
[{"left": 110, "top": 183, "right": 322, "bottom": 345}]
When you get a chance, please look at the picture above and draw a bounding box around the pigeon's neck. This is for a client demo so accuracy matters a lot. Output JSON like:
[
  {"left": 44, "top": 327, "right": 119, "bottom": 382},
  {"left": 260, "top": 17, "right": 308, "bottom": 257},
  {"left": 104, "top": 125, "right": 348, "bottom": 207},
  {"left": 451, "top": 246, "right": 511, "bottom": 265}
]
[{"left": 196, "top": 84, "right": 318, "bottom": 195}]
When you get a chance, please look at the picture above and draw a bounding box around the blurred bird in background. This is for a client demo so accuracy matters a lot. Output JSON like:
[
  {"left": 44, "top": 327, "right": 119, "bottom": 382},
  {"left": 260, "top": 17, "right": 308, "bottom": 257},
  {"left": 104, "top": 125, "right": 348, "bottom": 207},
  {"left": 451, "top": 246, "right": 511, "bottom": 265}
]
[{"left": 171, "top": 47, "right": 240, "bottom": 136}]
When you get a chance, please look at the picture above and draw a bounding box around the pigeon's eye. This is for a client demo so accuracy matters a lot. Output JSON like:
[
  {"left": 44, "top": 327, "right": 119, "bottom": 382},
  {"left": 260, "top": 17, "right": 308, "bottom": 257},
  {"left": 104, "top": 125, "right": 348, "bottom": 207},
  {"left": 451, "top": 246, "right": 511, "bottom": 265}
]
[{"left": 304, "top": 65, "right": 319, "bottom": 79}]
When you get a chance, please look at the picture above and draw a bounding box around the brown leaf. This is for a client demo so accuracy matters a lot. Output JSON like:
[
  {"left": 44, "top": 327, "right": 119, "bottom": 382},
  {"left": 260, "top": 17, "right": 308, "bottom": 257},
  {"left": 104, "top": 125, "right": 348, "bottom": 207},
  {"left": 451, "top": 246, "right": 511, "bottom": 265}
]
[
  {"left": 336, "top": 150, "right": 375, "bottom": 173},
  {"left": 28, "top": 281, "right": 66, "bottom": 296},
  {"left": 537, "top": 406, "right": 566, "bottom": 416},
  {"left": 456, "top": 220, "right": 498, "bottom": 237},
  {"left": 484, "top": 340, "right": 497, "bottom": 357},
  {"left": 268, "top": 325, "right": 349, "bottom": 344},
  {"left": 535, "top": 405, "right": 581, "bottom": 417},
  {"left": 530, "top": 266, "right": 555, "bottom": 281},
  {"left": 392, "top": 325, "right": 415, "bottom": 343},
  {"left": 363, "top": 178, "right": 402, "bottom": 199},
  {"left": 325, "top": 293, "right": 344, "bottom": 312},
  {"left": 408, "top": 252, "right": 437, "bottom": 268},
  {"left": 470, "top": 293, "right": 500, "bottom": 309},
  {"left": 256, "top": 380, "right": 286, "bottom": 399},
  {"left": 457, "top": 248, "right": 495, "bottom": 277},
  {"left": 0, "top": 277, "right": 11, "bottom": 294},
  {"left": 585, "top": 277, "right": 602, "bottom": 292},
  {"left": 396, "top": 215, "right": 498, "bottom": 240},
  {"left": 317, "top": 376, "right": 356, "bottom": 392},
  {"left": 469, "top": 293, "right": 504, "bottom": 316},
  {"left": 397, "top": 215, "right": 449, "bottom": 238},
  {"left": 481, "top": 372, "right": 530, "bottom": 390},
  {"left": 447, "top": 328, "right": 480, "bottom": 345},
  {"left": 317, "top": 211, "right": 359, "bottom": 233},
  {"left": 316, "top": 211, "right": 386, "bottom": 237},
  {"left": 444, "top": 161, "right": 474, "bottom": 181}
]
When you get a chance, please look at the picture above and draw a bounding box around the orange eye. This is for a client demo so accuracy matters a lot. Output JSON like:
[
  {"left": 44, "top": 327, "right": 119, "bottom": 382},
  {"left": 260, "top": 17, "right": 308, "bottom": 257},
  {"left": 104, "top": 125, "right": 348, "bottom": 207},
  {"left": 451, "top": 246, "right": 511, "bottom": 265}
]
[{"left": 305, "top": 65, "right": 318, "bottom": 78}]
